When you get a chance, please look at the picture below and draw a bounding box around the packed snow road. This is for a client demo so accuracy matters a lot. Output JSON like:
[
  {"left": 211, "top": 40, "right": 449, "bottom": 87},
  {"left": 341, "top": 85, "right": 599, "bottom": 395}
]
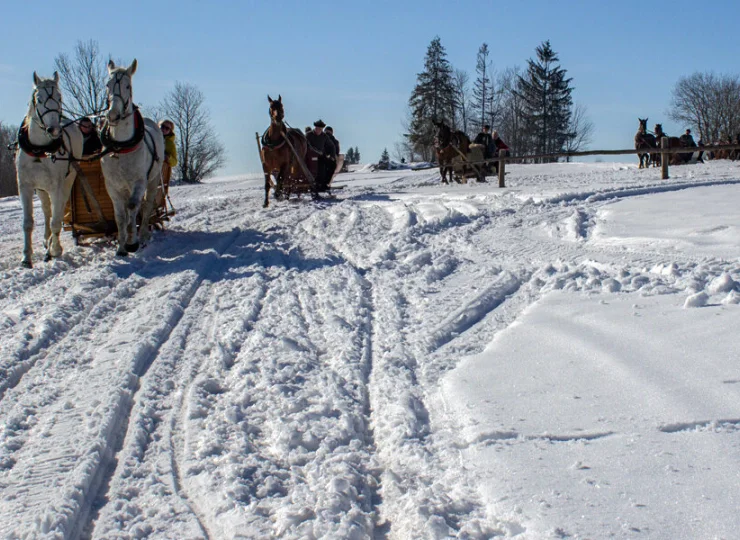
[{"left": 0, "top": 161, "right": 738, "bottom": 538}]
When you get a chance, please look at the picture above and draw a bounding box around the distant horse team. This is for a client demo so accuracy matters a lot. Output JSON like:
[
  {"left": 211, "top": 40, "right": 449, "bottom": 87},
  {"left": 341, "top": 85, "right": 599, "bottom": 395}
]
[{"left": 632, "top": 117, "right": 740, "bottom": 169}]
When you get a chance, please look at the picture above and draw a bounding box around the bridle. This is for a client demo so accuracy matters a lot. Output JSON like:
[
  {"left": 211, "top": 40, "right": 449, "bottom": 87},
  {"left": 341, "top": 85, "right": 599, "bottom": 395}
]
[
  {"left": 106, "top": 71, "right": 134, "bottom": 125},
  {"left": 31, "top": 84, "right": 62, "bottom": 140}
]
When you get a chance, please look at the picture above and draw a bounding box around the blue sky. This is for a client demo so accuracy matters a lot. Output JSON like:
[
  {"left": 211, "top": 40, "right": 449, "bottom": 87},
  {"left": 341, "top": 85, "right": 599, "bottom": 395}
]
[{"left": 1, "top": 0, "right": 739, "bottom": 175}]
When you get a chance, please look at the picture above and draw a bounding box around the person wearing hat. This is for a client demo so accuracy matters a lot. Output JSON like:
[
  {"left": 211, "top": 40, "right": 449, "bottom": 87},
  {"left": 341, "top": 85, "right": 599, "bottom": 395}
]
[
  {"left": 79, "top": 117, "right": 102, "bottom": 156},
  {"left": 158, "top": 119, "right": 178, "bottom": 208},
  {"left": 305, "top": 119, "right": 336, "bottom": 190},
  {"left": 474, "top": 124, "right": 494, "bottom": 162}
]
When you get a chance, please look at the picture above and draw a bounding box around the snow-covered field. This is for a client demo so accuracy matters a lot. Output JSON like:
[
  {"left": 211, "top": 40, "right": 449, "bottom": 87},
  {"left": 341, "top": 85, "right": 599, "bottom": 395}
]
[{"left": 0, "top": 161, "right": 739, "bottom": 539}]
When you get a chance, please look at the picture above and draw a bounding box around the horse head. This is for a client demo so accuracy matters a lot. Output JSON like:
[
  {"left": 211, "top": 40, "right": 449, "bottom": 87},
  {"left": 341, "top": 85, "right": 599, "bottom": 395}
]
[
  {"left": 30, "top": 71, "right": 62, "bottom": 139},
  {"left": 106, "top": 59, "right": 137, "bottom": 124},
  {"left": 637, "top": 118, "right": 648, "bottom": 134},
  {"left": 433, "top": 120, "right": 451, "bottom": 149},
  {"left": 268, "top": 94, "right": 284, "bottom": 124}
]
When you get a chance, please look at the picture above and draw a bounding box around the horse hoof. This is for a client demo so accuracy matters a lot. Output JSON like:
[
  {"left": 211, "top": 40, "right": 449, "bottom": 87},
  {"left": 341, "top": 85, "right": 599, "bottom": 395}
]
[
  {"left": 44, "top": 253, "right": 52, "bottom": 262},
  {"left": 21, "top": 260, "right": 33, "bottom": 269},
  {"left": 116, "top": 250, "right": 129, "bottom": 257},
  {"left": 125, "top": 242, "right": 140, "bottom": 253}
]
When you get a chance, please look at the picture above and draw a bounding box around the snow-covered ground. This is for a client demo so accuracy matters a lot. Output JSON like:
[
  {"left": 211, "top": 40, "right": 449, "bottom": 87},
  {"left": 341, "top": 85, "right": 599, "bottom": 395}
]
[{"left": 0, "top": 161, "right": 738, "bottom": 539}]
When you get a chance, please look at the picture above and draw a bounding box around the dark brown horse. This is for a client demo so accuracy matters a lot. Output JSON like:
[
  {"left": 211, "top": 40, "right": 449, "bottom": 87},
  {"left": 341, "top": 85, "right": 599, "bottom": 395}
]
[
  {"left": 260, "top": 95, "right": 308, "bottom": 207},
  {"left": 433, "top": 120, "right": 470, "bottom": 184},
  {"left": 635, "top": 118, "right": 657, "bottom": 169}
]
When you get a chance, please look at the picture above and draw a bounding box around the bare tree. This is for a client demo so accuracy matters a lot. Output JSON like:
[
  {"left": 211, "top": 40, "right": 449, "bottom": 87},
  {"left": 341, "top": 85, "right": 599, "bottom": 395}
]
[
  {"left": 0, "top": 122, "right": 19, "bottom": 197},
  {"left": 563, "top": 103, "right": 595, "bottom": 160},
  {"left": 54, "top": 40, "right": 109, "bottom": 118},
  {"left": 496, "top": 66, "right": 527, "bottom": 158},
  {"left": 669, "top": 72, "right": 740, "bottom": 142},
  {"left": 453, "top": 69, "right": 470, "bottom": 134},
  {"left": 159, "top": 82, "right": 226, "bottom": 183}
]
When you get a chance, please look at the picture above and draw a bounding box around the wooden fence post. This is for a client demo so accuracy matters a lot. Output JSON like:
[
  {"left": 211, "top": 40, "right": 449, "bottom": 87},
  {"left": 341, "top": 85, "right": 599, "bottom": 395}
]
[
  {"left": 661, "top": 137, "right": 669, "bottom": 180},
  {"left": 498, "top": 149, "right": 506, "bottom": 188}
]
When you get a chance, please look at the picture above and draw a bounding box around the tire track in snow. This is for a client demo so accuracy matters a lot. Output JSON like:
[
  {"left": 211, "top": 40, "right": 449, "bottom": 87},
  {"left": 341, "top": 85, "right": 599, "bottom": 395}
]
[{"left": 0, "top": 228, "right": 243, "bottom": 539}]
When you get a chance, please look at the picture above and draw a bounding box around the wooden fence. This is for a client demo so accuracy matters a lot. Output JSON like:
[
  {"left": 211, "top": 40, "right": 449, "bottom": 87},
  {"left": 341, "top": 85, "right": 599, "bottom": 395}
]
[{"left": 459, "top": 140, "right": 740, "bottom": 188}]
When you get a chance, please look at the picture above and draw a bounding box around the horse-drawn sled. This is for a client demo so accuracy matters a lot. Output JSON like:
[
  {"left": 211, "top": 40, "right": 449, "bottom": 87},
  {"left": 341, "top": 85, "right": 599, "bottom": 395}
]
[
  {"left": 433, "top": 120, "right": 498, "bottom": 184},
  {"left": 63, "top": 159, "right": 174, "bottom": 244},
  {"left": 14, "top": 60, "right": 174, "bottom": 268},
  {"left": 256, "top": 95, "right": 344, "bottom": 207}
]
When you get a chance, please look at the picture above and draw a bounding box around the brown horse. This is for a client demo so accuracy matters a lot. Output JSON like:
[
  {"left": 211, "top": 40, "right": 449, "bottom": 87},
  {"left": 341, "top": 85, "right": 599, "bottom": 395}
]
[
  {"left": 635, "top": 118, "right": 656, "bottom": 169},
  {"left": 433, "top": 120, "right": 470, "bottom": 184},
  {"left": 260, "top": 95, "right": 308, "bottom": 207}
]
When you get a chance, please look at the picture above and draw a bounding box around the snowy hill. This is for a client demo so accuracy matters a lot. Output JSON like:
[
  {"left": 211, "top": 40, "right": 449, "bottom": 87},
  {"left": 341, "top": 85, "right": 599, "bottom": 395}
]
[{"left": 0, "top": 161, "right": 739, "bottom": 538}]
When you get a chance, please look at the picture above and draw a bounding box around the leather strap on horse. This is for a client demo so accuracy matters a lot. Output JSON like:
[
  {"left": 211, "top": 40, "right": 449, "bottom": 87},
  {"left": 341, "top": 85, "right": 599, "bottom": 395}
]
[
  {"left": 261, "top": 128, "right": 287, "bottom": 150},
  {"left": 100, "top": 107, "right": 146, "bottom": 155},
  {"left": 17, "top": 120, "right": 63, "bottom": 158}
]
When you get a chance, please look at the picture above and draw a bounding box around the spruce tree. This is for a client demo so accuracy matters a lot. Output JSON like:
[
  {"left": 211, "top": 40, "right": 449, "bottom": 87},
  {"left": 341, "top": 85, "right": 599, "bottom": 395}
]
[
  {"left": 471, "top": 43, "right": 492, "bottom": 134},
  {"left": 407, "top": 36, "right": 456, "bottom": 161},
  {"left": 354, "top": 147, "right": 361, "bottom": 164},
  {"left": 380, "top": 148, "right": 390, "bottom": 164},
  {"left": 515, "top": 40, "right": 574, "bottom": 161},
  {"left": 346, "top": 147, "right": 355, "bottom": 164}
]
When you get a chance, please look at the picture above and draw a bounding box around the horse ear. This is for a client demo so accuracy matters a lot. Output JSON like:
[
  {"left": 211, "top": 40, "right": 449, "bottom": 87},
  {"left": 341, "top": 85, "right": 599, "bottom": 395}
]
[
  {"left": 53, "top": 71, "right": 59, "bottom": 83},
  {"left": 108, "top": 59, "right": 116, "bottom": 72},
  {"left": 33, "top": 71, "right": 40, "bottom": 86},
  {"left": 278, "top": 95, "right": 282, "bottom": 103},
  {"left": 268, "top": 95, "right": 273, "bottom": 103},
  {"left": 128, "top": 59, "right": 138, "bottom": 76}
]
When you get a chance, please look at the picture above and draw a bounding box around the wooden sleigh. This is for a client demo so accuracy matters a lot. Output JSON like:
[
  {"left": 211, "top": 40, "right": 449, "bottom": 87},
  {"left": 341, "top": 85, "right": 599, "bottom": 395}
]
[{"left": 62, "top": 160, "right": 175, "bottom": 244}]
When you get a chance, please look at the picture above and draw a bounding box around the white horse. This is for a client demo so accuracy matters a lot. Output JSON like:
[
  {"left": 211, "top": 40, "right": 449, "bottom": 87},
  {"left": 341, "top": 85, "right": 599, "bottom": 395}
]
[
  {"left": 15, "top": 72, "right": 82, "bottom": 268},
  {"left": 100, "top": 59, "right": 164, "bottom": 256}
]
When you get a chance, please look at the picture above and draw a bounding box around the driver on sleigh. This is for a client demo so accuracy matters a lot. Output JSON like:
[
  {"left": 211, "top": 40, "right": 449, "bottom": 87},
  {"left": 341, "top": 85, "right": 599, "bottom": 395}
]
[{"left": 305, "top": 119, "right": 336, "bottom": 191}]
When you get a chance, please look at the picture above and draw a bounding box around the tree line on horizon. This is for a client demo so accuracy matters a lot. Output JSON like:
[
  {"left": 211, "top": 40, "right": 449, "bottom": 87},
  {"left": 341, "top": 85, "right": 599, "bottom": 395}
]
[
  {"left": 399, "top": 37, "right": 592, "bottom": 164},
  {"left": 396, "top": 36, "right": 740, "bottom": 165}
]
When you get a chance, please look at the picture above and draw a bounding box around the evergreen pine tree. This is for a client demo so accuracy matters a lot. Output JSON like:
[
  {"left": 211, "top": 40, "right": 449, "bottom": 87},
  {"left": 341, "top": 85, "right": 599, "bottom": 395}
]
[
  {"left": 471, "top": 43, "right": 492, "bottom": 134},
  {"left": 407, "top": 36, "right": 456, "bottom": 161},
  {"left": 380, "top": 148, "right": 390, "bottom": 164},
  {"left": 354, "top": 147, "right": 361, "bottom": 164},
  {"left": 515, "top": 40, "right": 574, "bottom": 161},
  {"left": 346, "top": 147, "right": 355, "bottom": 164}
]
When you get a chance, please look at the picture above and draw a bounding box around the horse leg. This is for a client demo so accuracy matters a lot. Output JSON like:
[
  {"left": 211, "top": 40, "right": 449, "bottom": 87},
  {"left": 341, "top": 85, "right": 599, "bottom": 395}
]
[
  {"left": 19, "top": 185, "right": 35, "bottom": 268},
  {"left": 138, "top": 176, "right": 160, "bottom": 245},
  {"left": 262, "top": 163, "right": 271, "bottom": 208},
  {"left": 124, "top": 183, "right": 146, "bottom": 253},
  {"left": 44, "top": 169, "right": 76, "bottom": 261},
  {"left": 37, "top": 189, "right": 53, "bottom": 250}
]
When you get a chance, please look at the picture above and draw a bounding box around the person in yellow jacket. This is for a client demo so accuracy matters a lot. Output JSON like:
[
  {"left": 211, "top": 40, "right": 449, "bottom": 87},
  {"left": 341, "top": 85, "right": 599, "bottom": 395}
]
[{"left": 157, "top": 120, "right": 177, "bottom": 213}]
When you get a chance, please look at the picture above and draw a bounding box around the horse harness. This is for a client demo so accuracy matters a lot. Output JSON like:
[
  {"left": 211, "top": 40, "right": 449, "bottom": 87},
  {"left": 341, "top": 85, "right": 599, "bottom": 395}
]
[{"left": 100, "top": 106, "right": 160, "bottom": 178}]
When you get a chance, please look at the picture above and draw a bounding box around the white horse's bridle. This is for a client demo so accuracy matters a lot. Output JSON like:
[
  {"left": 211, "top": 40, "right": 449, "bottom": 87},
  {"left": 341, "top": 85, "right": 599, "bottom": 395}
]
[
  {"left": 106, "top": 71, "right": 134, "bottom": 126},
  {"left": 32, "top": 84, "right": 63, "bottom": 140}
]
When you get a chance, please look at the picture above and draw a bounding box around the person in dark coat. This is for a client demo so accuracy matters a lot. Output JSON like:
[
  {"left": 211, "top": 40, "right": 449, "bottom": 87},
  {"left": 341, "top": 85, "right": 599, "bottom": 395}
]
[
  {"left": 679, "top": 129, "right": 696, "bottom": 163},
  {"left": 490, "top": 130, "right": 510, "bottom": 173},
  {"left": 305, "top": 119, "right": 336, "bottom": 190},
  {"left": 325, "top": 126, "right": 340, "bottom": 182},
  {"left": 474, "top": 125, "right": 494, "bottom": 159},
  {"left": 79, "top": 117, "right": 102, "bottom": 156}
]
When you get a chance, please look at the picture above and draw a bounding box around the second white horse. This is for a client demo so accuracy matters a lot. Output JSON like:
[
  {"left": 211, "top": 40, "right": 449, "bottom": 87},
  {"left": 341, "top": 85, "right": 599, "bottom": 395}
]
[{"left": 100, "top": 59, "right": 164, "bottom": 256}]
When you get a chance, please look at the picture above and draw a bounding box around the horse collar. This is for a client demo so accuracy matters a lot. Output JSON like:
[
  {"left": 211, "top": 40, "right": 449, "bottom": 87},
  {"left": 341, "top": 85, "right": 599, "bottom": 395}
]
[
  {"left": 101, "top": 107, "right": 145, "bottom": 155},
  {"left": 261, "top": 126, "right": 287, "bottom": 150},
  {"left": 17, "top": 120, "right": 63, "bottom": 158}
]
